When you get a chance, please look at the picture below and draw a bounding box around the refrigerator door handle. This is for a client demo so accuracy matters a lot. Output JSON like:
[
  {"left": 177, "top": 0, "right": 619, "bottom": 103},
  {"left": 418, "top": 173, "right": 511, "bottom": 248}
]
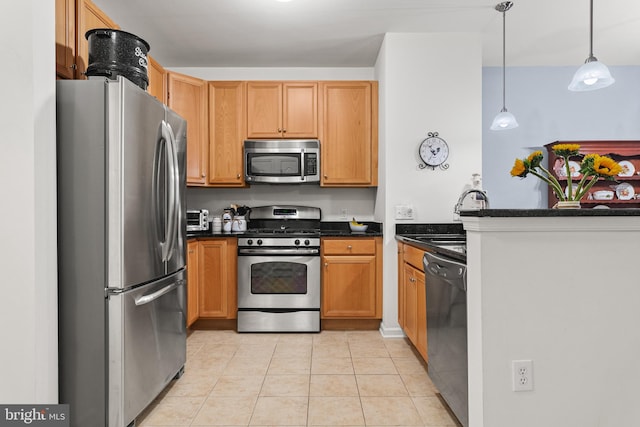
[
  {"left": 135, "top": 279, "right": 184, "bottom": 306},
  {"left": 160, "top": 120, "right": 179, "bottom": 262}
]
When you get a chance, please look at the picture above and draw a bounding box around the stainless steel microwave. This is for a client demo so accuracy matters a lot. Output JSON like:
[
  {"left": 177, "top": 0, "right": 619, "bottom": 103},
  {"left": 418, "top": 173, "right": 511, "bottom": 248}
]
[{"left": 244, "top": 139, "right": 320, "bottom": 184}]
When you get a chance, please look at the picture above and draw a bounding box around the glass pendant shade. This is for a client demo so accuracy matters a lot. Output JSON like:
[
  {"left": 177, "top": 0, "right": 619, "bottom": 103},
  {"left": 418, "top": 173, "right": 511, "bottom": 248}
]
[
  {"left": 569, "top": 0, "right": 614, "bottom": 92},
  {"left": 568, "top": 58, "right": 615, "bottom": 91},
  {"left": 490, "top": 109, "right": 519, "bottom": 130}
]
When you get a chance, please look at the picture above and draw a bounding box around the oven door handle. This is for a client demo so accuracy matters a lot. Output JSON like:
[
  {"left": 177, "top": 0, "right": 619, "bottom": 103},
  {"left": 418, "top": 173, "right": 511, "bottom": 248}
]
[{"left": 238, "top": 248, "right": 319, "bottom": 255}]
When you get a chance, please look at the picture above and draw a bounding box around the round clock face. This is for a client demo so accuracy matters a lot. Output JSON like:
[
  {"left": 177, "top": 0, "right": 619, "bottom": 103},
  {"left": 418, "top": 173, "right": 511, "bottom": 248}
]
[{"left": 419, "top": 137, "right": 449, "bottom": 166}]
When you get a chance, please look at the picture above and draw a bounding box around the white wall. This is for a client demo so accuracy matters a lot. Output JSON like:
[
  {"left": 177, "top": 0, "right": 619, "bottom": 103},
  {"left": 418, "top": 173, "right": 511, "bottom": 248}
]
[
  {"left": 482, "top": 66, "right": 640, "bottom": 208},
  {"left": 187, "top": 186, "right": 377, "bottom": 222},
  {"left": 0, "top": 0, "right": 58, "bottom": 403},
  {"left": 375, "top": 33, "right": 483, "bottom": 336}
]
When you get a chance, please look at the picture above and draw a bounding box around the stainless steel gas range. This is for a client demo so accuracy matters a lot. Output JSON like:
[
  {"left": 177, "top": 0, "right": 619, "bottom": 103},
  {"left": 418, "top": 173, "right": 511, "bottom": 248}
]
[{"left": 237, "top": 205, "right": 321, "bottom": 332}]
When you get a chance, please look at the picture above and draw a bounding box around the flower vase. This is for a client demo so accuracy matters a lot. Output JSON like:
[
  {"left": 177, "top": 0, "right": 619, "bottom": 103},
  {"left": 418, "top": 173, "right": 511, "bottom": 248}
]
[{"left": 555, "top": 200, "right": 581, "bottom": 209}]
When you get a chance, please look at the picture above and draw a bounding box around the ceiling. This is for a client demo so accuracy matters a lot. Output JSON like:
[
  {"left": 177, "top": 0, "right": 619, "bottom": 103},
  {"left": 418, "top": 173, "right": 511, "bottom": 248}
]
[{"left": 92, "top": 0, "right": 640, "bottom": 68}]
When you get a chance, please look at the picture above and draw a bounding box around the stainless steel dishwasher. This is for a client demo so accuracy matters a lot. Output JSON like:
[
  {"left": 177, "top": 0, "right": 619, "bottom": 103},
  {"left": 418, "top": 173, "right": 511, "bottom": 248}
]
[{"left": 423, "top": 251, "right": 468, "bottom": 427}]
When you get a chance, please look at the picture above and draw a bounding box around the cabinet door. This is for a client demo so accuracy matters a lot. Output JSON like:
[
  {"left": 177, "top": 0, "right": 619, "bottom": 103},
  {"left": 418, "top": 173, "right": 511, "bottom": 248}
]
[
  {"left": 246, "top": 82, "right": 282, "bottom": 138},
  {"left": 402, "top": 263, "right": 419, "bottom": 344},
  {"left": 76, "top": 0, "right": 119, "bottom": 79},
  {"left": 167, "top": 72, "right": 208, "bottom": 185},
  {"left": 283, "top": 82, "right": 318, "bottom": 138},
  {"left": 198, "top": 239, "right": 237, "bottom": 319},
  {"left": 208, "top": 82, "right": 246, "bottom": 186},
  {"left": 322, "top": 255, "right": 377, "bottom": 318},
  {"left": 397, "top": 243, "right": 405, "bottom": 328},
  {"left": 319, "top": 81, "right": 378, "bottom": 186},
  {"left": 55, "top": 0, "right": 75, "bottom": 79},
  {"left": 416, "top": 268, "right": 427, "bottom": 360},
  {"left": 186, "top": 240, "right": 199, "bottom": 327},
  {"left": 147, "top": 56, "right": 166, "bottom": 103}
]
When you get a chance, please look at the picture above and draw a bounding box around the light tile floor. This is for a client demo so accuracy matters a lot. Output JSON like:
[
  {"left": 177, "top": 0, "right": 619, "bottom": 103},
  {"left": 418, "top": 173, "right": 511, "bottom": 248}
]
[{"left": 137, "top": 330, "right": 459, "bottom": 426}]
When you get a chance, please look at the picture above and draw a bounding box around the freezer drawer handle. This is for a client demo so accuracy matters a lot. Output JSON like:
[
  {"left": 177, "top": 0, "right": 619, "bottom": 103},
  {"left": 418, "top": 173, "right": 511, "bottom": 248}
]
[{"left": 135, "top": 280, "right": 184, "bottom": 306}]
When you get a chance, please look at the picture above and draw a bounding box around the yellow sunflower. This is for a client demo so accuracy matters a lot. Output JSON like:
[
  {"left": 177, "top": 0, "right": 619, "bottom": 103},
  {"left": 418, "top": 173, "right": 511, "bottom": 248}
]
[
  {"left": 552, "top": 144, "right": 581, "bottom": 157},
  {"left": 593, "top": 155, "right": 622, "bottom": 177},
  {"left": 510, "top": 158, "right": 527, "bottom": 177}
]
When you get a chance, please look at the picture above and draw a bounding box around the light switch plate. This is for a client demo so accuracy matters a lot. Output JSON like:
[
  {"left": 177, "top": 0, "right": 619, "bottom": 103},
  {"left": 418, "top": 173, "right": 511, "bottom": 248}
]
[{"left": 395, "top": 205, "right": 414, "bottom": 220}]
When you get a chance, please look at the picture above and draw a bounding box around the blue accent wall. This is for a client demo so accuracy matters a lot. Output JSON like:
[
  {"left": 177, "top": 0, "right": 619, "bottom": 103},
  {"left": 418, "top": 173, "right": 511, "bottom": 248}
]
[{"left": 482, "top": 66, "right": 640, "bottom": 208}]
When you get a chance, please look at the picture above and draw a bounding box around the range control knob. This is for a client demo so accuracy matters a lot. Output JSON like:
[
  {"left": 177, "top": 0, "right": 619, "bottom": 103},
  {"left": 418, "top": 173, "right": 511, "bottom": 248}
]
[
  {"left": 257, "top": 239, "right": 263, "bottom": 246},
  {"left": 294, "top": 239, "right": 300, "bottom": 246},
  {"left": 304, "top": 239, "right": 310, "bottom": 246},
  {"left": 247, "top": 239, "right": 253, "bottom": 245}
]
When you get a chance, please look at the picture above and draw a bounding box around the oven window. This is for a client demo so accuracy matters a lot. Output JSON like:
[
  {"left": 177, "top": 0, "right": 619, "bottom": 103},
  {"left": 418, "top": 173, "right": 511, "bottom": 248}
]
[
  {"left": 248, "top": 153, "right": 301, "bottom": 176},
  {"left": 251, "top": 262, "right": 307, "bottom": 294}
]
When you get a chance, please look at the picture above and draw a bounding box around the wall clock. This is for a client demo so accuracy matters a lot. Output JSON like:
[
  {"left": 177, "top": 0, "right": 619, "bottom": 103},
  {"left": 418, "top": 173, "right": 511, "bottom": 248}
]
[{"left": 418, "top": 132, "right": 450, "bottom": 170}]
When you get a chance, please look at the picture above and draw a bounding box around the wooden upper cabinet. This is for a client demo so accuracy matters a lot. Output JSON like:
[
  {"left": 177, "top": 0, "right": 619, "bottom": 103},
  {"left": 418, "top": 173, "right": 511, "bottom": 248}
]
[
  {"left": 208, "top": 82, "right": 246, "bottom": 186},
  {"left": 283, "top": 82, "right": 318, "bottom": 138},
  {"left": 55, "top": 0, "right": 75, "bottom": 79},
  {"left": 147, "top": 56, "right": 166, "bottom": 103},
  {"left": 76, "top": 0, "right": 119, "bottom": 79},
  {"left": 247, "top": 82, "right": 317, "bottom": 138},
  {"left": 167, "top": 72, "right": 209, "bottom": 185},
  {"left": 319, "top": 81, "right": 378, "bottom": 187}
]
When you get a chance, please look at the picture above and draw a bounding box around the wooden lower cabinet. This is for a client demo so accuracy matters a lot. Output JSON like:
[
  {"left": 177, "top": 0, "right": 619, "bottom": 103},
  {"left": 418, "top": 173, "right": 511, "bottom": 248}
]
[
  {"left": 321, "top": 237, "right": 382, "bottom": 319},
  {"left": 186, "top": 240, "right": 199, "bottom": 327},
  {"left": 196, "top": 238, "right": 237, "bottom": 319},
  {"left": 398, "top": 242, "right": 427, "bottom": 360}
]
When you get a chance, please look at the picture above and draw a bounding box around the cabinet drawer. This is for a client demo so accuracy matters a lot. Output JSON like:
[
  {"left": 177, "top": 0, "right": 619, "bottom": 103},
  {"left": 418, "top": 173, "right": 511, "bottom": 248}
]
[
  {"left": 403, "top": 244, "right": 425, "bottom": 271},
  {"left": 323, "top": 238, "right": 376, "bottom": 255}
]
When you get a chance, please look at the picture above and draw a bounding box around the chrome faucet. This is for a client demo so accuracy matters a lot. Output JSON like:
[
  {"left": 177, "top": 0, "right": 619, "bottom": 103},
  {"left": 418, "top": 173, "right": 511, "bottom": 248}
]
[{"left": 454, "top": 189, "right": 490, "bottom": 215}]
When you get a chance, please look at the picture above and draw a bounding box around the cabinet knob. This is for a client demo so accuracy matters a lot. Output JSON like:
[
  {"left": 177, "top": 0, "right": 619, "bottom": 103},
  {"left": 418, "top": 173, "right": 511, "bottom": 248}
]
[
  {"left": 347, "top": 245, "right": 352, "bottom": 250},
  {"left": 282, "top": 128, "right": 287, "bottom": 133},
  {"left": 324, "top": 174, "right": 328, "bottom": 179},
  {"left": 201, "top": 173, "right": 206, "bottom": 177},
  {"left": 324, "top": 262, "right": 328, "bottom": 268},
  {"left": 237, "top": 173, "right": 241, "bottom": 179},
  {"left": 277, "top": 128, "right": 282, "bottom": 132},
  {"left": 409, "top": 277, "right": 416, "bottom": 283}
]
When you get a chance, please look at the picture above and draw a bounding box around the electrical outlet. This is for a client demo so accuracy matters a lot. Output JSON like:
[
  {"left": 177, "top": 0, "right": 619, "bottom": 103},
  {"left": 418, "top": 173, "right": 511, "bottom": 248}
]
[
  {"left": 512, "top": 360, "right": 533, "bottom": 391},
  {"left": 340, "top": 209, "right": 348, "bottom": 219},
  {"left": 395, "top": 205, "right": 414, "bottom": 220}
]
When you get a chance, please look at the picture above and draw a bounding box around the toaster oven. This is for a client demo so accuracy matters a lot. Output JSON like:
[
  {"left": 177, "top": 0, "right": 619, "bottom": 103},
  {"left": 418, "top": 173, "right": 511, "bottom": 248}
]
[{"left": 187, "top": 209, "right": 209, "bottom": 232}]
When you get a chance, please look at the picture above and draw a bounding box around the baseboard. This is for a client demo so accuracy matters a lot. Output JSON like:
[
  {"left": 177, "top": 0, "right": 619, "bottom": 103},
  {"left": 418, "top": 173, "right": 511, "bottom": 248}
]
[{"left": 378, "top": 322, "right": 406, "bottom": 338}]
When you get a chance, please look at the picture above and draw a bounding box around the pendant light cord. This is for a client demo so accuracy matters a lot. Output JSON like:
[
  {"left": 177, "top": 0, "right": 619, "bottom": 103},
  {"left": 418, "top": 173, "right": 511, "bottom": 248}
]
[
  {"left": 501, "top": 6, "right": 506, "bottom": 111},
  {"left": 588, "top": 0, "right": 595, "bottom": 60},
  {"left": 495, "top": 2, "right": 513, "bottom": 111}
]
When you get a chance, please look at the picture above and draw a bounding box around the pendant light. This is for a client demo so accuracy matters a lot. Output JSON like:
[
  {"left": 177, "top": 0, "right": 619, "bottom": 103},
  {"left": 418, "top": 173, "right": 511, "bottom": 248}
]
[
  {"left": 490, "top": 1, "right": 518, "bottom": 131},
  {"left": 568, "top": 0, "right": 614, "bottom": 91}
]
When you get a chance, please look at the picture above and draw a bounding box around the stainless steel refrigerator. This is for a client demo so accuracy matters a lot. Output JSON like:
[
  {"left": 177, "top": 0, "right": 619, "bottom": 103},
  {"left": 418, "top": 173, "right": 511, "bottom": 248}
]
[{"left": 57, "top": 76, "right": 187, "bottom": 427}]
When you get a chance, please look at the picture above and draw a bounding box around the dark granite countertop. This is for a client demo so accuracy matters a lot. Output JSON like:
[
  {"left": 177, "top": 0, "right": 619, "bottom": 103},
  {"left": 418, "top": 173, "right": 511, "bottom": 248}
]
[
  {"left": 188, "top": 221, "right": 383, "bottom": 240},
  {"left": 320, "top": 221, "right": 383, "bottom": 237},
  {"left": 394, "top": 223, "right": 466, "bottom": 262},
  {"left": 460, "top": 208, "right": 640, "bottom": 217}
]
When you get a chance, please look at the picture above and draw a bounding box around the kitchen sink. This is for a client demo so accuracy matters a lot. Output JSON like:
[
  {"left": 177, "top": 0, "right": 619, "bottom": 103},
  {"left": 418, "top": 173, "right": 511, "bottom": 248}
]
[
  {"left": 402, "top": 234, "right": 467, "bottom": 256},
  {"left": 411, "top": 235, "right": 466, "bottom": 244}
]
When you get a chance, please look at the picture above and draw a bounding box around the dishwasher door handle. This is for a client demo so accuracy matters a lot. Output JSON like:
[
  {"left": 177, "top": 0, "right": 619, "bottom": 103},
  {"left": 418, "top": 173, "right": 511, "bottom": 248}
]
[{"left": 423, "top": 252, "right": 467, "bottom": 290}]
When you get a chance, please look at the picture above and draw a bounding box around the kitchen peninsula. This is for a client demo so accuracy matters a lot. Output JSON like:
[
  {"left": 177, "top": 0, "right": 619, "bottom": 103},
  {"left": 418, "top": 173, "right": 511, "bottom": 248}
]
[{"left": 459, "top": 209, "right": 640, "bottom": 427}]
